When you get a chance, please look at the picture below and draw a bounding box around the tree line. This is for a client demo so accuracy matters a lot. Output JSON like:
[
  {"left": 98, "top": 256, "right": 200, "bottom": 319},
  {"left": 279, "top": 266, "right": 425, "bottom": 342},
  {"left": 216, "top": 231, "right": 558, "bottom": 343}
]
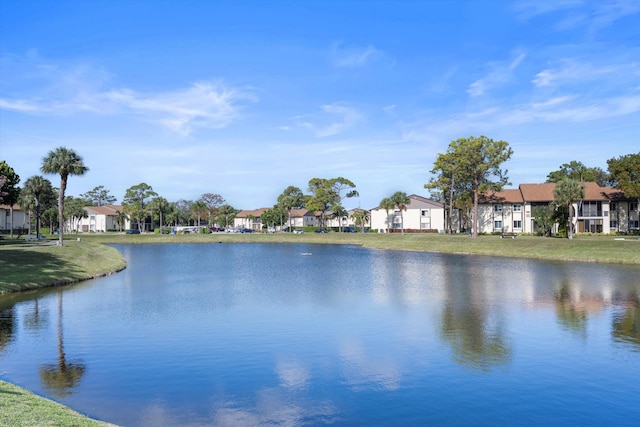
[
  {"left": 2, "top": 142, "right": 638, "bottom": 241},
  {"left": 425, "top": 136, "right": 639, "bottom": 238}
]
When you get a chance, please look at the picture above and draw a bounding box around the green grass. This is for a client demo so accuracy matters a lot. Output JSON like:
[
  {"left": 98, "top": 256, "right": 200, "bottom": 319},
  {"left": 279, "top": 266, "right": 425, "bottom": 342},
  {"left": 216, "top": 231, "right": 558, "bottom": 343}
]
[
  {"left": 0, "top": 380, "right": 117, "bottom": 427},
  {"left": 0, "top": 239, "right": 126, "bottom": 294}
]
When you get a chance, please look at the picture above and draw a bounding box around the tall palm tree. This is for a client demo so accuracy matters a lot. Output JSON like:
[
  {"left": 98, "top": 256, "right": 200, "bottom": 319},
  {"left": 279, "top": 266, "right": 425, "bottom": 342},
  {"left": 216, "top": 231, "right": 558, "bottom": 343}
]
[
  {"left": 379, "top": 197, "right": 395, "bottom": 233},
  {"left": 391, "top": 191, "right": 411, "bottom": 235},
  {"left": 553, "top": 177, "right": 584, "bottom": 240},
  {"left": 41, "top": 147, "right": 89, "bottom": 246}
]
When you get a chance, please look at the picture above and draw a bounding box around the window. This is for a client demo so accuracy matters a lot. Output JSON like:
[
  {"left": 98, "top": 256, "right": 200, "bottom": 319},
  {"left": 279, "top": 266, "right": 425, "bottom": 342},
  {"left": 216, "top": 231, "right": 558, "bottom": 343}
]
[
  {"left": 610, "top": 220, "right": 618, "bottom": 229},
  {"left": 494, "top": 220, "right": 503, "bottom": 229},
  {"left": 631, "top": 202, "right": 639, "bottom": 212},
  {"left": 494, "top": 204, "right": 503, "bottom": 213},
  {"left": 421, "top": 209, "right": 430, "bottom": 217},
  {"left": 579, "top": 201, "right": 602, "bottom": 217},
  {"left": 513, "top": 220, "right": 522, "bottom": 229},
  {"left": 90, "top": 215, "right": 96, "bottom": 220},
  {"left": 610, "top": 202, "right": 617, "bottom": 211},
  {"left": 513, "top": 204, "right": 522, "bottom": 212},
  {"left": 631, "top": 220, "right": 640, "bottom": 229}
]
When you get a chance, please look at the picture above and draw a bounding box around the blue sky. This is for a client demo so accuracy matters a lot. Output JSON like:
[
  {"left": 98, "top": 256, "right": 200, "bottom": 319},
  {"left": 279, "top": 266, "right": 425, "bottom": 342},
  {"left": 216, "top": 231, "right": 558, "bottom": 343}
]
[{"left": 1, "top": 0, "right": 639, "bottom": 210}]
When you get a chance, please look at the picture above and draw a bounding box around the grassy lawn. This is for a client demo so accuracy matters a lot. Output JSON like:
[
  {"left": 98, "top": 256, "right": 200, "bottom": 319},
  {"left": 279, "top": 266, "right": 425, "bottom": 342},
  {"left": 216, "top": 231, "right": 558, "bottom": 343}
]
[
  {"left": 0, "top": 380, "right": 117, "bottom": 427},
  {"left": 0, "top": 239, "right": 126, "bottom": 295}
]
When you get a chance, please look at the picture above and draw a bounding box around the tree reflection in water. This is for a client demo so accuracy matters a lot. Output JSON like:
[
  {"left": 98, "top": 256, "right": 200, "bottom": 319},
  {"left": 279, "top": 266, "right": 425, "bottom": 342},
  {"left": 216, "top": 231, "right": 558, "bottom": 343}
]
[
  {"left": 0, "top": 306, "right": 15, "bottom": 352},
  {"left": 39, "top": 290, "right": 85, "bottom": 397},
  {"left": 439, "top": 257, "right": 511, "bottom": 371},
  {"left": 612, "top": 293, "right": 640, "bottom": 348},
  {"left": 554, "top": 282, "right": 589, "bottom": 336}
]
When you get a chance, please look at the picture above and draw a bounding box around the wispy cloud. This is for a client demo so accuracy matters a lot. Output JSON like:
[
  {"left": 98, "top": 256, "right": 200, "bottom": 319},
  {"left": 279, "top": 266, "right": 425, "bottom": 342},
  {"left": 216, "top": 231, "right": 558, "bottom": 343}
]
[
  {"left": 297, "top": 102, "right": 363, "bottom": 137},
  {"left": 532, "top": 59, "right": 619, "bottom": 87},
  {"left": 514, "top": 0, "right": 640, "bottom": 33},
  {"left": 331, "top": 43, "right": 384, "bottom": 68},
  {"left": 0, "top": 54, "right": 256, "bottom": 135},
  {"left": 104, "top": 82, "right": 255, "bottom": 135},
  {"left": 467, "top": 51, "right": 526, "bottom": 97}
]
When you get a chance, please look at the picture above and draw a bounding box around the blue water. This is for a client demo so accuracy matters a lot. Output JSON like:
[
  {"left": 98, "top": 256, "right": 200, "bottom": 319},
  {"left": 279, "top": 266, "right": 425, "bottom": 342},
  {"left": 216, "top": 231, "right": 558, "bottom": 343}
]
[{"left": 1, "top": 243, "right": 639, "bottom": 426}]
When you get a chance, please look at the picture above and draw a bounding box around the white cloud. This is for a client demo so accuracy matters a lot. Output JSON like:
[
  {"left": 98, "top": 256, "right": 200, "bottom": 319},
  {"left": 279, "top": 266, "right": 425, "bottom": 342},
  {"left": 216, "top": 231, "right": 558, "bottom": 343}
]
[
  {"left": 104, "top": 82, "right": 254, "bottom": 135},
  {"left": 331, "top": 43, "right": 385, "bottom": 68},
  {"left": 533, "top": 59, "right": 620, "bottom": 87},
  {"left": 467, "top": 52, "right": 526, "bottom": 97},
  {"left": 0, "top": 55, "right": 255, "bottom": 135},
  {"left": 298, "top": 103, "right": 364, "bottom": 138}
]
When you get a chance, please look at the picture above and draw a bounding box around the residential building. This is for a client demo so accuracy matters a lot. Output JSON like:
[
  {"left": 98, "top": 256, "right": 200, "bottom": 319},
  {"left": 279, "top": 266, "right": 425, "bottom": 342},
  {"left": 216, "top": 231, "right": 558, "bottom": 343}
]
[
  {"left": 75, "top": 205, "right": 130, "bottom": 232},
  {"left": 0, "top": 204, "right": 28, "bottom": 233},
  {"left": 477, "top": 182, "right": 637, "bottom": 234},
  {"left": 234, "top": 208, "right": 270, "bottom": 231},
  {"left": 370, "top": 194, "right": 446, "bottom": 233}
]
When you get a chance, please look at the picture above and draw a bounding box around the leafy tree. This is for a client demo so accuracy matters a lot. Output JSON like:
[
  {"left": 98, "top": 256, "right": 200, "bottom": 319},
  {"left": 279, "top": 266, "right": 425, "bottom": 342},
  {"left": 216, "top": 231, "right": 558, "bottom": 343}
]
[
  {"left": 553, "top": 177, "right": 584, "bottom": 239},
  {"left": 433, "top": 136, "right": 512, "bottom": 238},
  {"left": 41, "top": 147, "right": 89, "bottom": 245},
  {"left": 149, "top": 196, "right": 170, "bottom": 231},
  {"left": 200, "top": 193, "right": 225, "bottom": 225},
  {"left": 277, "top": 186, "right": 305, "bottom": 231},
  {"left": 351, "top": 209, "right": 370, "bottom": 232},
  {"left": 332, "top": 205, "right": 348, "bottom": 232},
  {"left": 331, "top": 177, "right": 359, "bottom": 205},
  {"left": 217, "top": 204, "right": 239, "bottom": 228},
  {"left": 0, "top": 160, "right": 20, "bottom": 204},
  {"left": 546, "top": 160, "right": 611, "bottom": 186},
  {"left": 80, "top": 185, "right": 117, "bottom": 206},
  {"left": 390, "top": 191, "right": 410, "bottom": 235},
  {"left": 607, "top": 152, "right": 640, "bottom": 212},
  {"left": 64, "top": 196, "right": 90, "bottom": 234},
  {"left": 190, "top": 200, "right": 208, "bottom": 227},
  {"left": 174, "top": 199, "right": 193, "bottom": 225},
  {"left": 0, "top": 161, "right": 21, "bottom": 238},
  {"left": 122, "top": 183, "right": 157, "bottom": 232},
  {"left": 426, "top": 154, "right": 472, "bottom": 234},
  {"left": 379, "top": 197, "right": 395, "bottom": 233},
  {"left": 532, "top": 205, "right": 554, "bottom": 237},
  {"left": 261, "top": 205, "right": 287, "bottom": 230},
  {"left": 20, "top": 176, "right": 56, "bottom": 238},
  {"left": 115, "top": 209, "right": 128, "bottom": 232},
  {"left": 307, "top": 178, "right": 342, "bottom": 227}
]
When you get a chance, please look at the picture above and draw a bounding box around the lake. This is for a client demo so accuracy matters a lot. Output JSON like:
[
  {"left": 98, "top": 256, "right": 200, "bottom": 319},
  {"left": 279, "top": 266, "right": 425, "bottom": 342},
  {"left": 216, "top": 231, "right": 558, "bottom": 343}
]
[{"left": 1, "top": 243, "right": 639, "bottom": 426}]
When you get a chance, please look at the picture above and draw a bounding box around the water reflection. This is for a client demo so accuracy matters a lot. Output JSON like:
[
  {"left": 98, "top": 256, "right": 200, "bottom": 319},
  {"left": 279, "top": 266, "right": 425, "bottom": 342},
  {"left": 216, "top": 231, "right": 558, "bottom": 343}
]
[
  {"left": 0, "top": 306, "right": 15, "bottom": 351},
  {"left": 612, "top": 302, "right": 640, "bottom": 348},
  {"left": 39, "top": 290, "right": 85, "bottom": 397}
]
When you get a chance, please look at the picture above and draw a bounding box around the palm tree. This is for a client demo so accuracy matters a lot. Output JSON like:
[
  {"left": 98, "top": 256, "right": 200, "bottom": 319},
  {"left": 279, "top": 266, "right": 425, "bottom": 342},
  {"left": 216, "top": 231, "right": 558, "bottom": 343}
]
[
  {"left": 553, "top": 177, "right": 584, "bottom": 240},
  {"left": 351, "top": 209, "right": 370, "bottom": 232},
  {"left": 41, "top": 147, "right": 89, "bottom": 246},
  {"left": 391, "top": 191, "right": 411, "bottom": 235},
  {"left": 379, "top": 197, "right": 395, "bottom": 233}
]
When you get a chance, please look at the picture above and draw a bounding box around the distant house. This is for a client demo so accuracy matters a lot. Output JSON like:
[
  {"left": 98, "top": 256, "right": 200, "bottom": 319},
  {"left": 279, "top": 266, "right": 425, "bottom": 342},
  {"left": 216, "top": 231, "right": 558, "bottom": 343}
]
[
  {"left": 477, "top": 182, "right": 637, "bottom": 234},
  {"left": 0, "top": 204, "right": 28, "bottom": 233},
  {"left": 286, "top": 209, "right": 319, "bottom": 228},
  {"left": 234, "top": 208, "right": 270, "bottom": 231},
  {"left": 75, "top": 205, "right": 130, "bottom": 232},
  {"left": 370, "top": 194, "right": 447, "bottom": 233}
]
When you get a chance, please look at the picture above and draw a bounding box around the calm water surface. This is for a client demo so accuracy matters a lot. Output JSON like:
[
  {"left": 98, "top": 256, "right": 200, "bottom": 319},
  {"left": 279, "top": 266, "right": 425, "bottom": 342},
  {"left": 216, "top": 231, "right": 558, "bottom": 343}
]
[{"left": 1, "top": 243, "right": 639, "bottom": 426}]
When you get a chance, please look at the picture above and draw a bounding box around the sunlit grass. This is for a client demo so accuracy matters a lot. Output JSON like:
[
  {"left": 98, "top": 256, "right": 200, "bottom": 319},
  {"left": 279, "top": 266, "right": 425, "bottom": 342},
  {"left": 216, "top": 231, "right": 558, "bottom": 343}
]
[{"left": 0, "top": 380, "right": 117, "bottom": 427}]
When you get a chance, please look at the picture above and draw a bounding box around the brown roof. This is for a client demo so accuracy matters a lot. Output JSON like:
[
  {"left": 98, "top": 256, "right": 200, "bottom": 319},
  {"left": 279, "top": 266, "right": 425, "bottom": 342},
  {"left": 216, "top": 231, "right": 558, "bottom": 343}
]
[
  {"left": 478, "top": 189, "right": 524, "bottom": 204},
  {"left": 518, "top": 183, "right": 557, "bottom": 202},
  {"left": 84, "top": 204, "right": 125, "bottom": 215},
  {"left": 236, "top": 208, "right": 270, "bottom": 218}
]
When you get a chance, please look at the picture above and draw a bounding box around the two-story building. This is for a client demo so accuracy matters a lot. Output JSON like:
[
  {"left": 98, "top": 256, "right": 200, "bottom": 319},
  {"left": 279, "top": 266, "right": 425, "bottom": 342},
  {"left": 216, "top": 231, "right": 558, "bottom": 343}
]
[
  {"left": 477, "top": 182, "right": 637, "bottom": 234},
  {"left": 369, "top": 194, "right": 447, "bottom": 233}
]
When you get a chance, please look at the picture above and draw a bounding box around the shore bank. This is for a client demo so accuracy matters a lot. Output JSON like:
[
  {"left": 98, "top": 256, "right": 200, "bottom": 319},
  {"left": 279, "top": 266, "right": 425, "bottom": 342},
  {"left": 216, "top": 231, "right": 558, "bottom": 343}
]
[{"left": 0, "top": 380, "right": 117, "bottom": 427}]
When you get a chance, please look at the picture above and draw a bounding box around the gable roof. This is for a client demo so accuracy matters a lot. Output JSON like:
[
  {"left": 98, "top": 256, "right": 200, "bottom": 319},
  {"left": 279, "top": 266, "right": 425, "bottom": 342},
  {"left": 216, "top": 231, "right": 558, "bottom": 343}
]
[
  {"left": 83, "top": 204, "right": 125, "bottom": 215},
  {"left": 236, "top": 208, "right": 270, "bottom": 218},
  {"left": 518, "top": 183, "right": 556, "bottom": 202},
  {"left": 478, "top": 189, "right": 524, "bottom": 204}
]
